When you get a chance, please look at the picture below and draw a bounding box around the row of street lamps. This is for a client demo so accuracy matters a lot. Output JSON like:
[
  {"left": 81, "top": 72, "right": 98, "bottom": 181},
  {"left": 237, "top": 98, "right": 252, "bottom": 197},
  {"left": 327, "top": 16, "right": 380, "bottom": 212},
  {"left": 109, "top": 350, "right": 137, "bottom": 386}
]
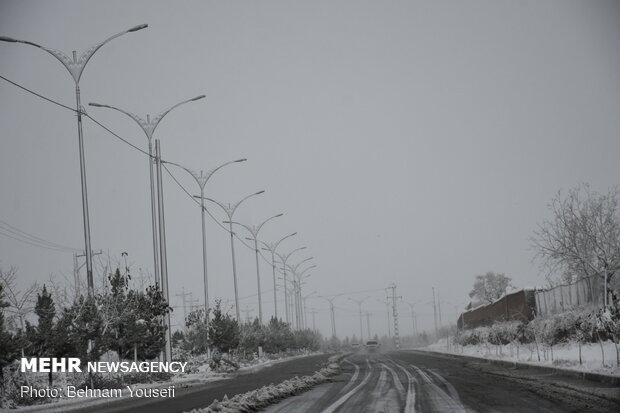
[{"left": 1, "top": 25, "right": 318, "bottom": 359}]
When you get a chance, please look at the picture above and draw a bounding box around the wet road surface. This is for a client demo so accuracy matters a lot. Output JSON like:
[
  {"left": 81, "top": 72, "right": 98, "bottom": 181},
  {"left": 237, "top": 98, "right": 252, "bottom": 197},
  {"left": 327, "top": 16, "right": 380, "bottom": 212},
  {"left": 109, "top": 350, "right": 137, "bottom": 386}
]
[{"left": 264, "top": 350, "right": 620, "bottom": 413}]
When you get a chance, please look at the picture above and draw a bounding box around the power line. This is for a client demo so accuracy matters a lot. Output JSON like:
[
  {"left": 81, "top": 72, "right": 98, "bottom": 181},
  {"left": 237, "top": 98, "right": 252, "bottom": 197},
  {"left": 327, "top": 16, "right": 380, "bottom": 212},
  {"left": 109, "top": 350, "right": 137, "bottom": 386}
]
[
  {"left": 84, "top": 113, "right": 152, "bottom": 157},
  {"left": 0, "top": 229, "right": 75, "bottom": 253},
  {"left": 0, "top": 73, "right": 76, "bottom": 112},
  {"left": 0, "top": 219, "right": 79, "bottom": 252},
  {"left": 1, "top": 73, "right": 313, "bottom": 289},
  {"left": 162, "top": 164, "right": 285, "bottom": 268}
]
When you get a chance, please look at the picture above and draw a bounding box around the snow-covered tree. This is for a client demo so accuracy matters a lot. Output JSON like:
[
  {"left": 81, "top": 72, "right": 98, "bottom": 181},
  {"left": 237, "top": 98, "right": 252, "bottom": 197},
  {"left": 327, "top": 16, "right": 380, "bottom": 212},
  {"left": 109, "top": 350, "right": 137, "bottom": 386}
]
[
  {"left": 208, "top": 299, "right": 240, "bottom": 354},
  {"left": 0, "top": 266, "right": 38, "bottom": 335},
  {"left": 532, "top": 184, "right": 620, "bottom": 299},
  {"left": 469, "top": 272, "right": 512, "bottom": 304},
  {"left": 99, "top": 268, "right": 171, "bottom": 361}
]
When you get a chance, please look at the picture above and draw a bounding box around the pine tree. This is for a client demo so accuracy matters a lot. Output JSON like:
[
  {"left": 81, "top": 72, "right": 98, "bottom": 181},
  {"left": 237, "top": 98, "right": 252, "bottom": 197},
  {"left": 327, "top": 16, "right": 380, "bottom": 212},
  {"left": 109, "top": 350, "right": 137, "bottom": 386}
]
[
  {"left": 208, "top": 299, "right": 240, "bottom": 353},
  {"left": 99, "top": 269, "right": 171, "bottom": 361},
  {"left": 29, "top": 285, "right": 58, "bottom": 386}
]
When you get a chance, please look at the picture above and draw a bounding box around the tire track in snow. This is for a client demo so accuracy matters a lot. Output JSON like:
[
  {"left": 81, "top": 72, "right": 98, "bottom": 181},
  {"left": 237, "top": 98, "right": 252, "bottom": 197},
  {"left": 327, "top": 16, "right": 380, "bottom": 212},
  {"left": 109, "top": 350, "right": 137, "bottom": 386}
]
[
  {"left": 389, "top": 360, "right": 417, "bottom": 413},
  {"left": 380, "top": 361, "right": 406, "bottom": 397},
  {"left": 322, "top": 358, "right": 372, "bottom": 413},
  {"left": 337, "top": 359, "right": 361, "bottom": 396},
  {"left": 411, "top": 364, "right": 471, "bottom": 412},
  {"left": 427, "top": 368, "right": 462, "bottom": 403}
]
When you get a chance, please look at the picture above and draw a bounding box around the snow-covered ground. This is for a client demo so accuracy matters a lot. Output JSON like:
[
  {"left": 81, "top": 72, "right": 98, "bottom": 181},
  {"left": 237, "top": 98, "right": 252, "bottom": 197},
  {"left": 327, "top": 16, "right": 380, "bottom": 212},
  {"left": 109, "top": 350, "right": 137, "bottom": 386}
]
[
  {"left": 185, "top": 354, "right": 343, "bottom": 413},
  {"left": 423, "top": 339, "right": 620, "bottom": 377}
]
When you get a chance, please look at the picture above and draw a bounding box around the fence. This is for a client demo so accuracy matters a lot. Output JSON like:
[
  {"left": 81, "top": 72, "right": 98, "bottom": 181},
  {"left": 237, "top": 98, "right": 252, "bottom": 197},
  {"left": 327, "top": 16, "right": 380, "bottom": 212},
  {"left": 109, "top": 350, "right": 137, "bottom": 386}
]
[{"left": 534, "top": 276, "right": 604, "bottom": 316}]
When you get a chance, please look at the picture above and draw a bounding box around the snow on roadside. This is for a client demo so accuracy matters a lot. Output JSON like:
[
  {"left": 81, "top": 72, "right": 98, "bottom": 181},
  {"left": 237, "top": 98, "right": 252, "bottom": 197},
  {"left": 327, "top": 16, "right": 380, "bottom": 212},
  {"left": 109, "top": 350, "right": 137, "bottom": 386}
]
[
  {"left": 9, "top": 352, "right": 323, "bottom": 412},
  {"left": 423, "top": 339, "right": 620, "bottom": 377},
  {"left": 185, "top": 354, "right": 345, "bottom": 413}
]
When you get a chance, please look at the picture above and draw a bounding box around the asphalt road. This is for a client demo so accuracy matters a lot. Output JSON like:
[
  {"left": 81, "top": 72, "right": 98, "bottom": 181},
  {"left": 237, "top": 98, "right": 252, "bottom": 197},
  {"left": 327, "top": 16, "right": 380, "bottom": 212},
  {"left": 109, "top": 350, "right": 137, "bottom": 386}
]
[
  {"left": 264, "top": 350, "right": 620, "bottom": 413},
  {"left": 65, "top": 353, "right": 332, "bottom": 413}
]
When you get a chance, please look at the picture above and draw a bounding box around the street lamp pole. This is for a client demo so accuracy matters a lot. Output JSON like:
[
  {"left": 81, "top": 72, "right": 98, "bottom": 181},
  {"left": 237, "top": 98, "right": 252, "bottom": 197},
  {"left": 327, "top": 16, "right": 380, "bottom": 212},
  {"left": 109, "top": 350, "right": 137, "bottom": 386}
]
[
  {"left": 205, "top": 191, "right": 265, "bottom": 322},
  {"left": 226, "top": 213, "right": 284, "bottom": 324},
  {"left": 288, "top": 261, "right": 315, "bottom": 329},
  {"left": 301, "top": 291, "right": 317, "bottom": 329},
  {"left": 276, "top": 247, "right": 306, "bottom": 324},
  {"left": 88, "top": 95, "right": 206, "bottom": 289},
  {"left": 1, "top": 24, "right": 148, "bottom": 295},
  {"left": 163, "top": 159, "right": 246, "bottom": 319},
  {"left": 320, "top": 296, "right": 338, "bottom": 338},
  {"left": 259, "top": 232, "right": 297, "bottom": 320}
]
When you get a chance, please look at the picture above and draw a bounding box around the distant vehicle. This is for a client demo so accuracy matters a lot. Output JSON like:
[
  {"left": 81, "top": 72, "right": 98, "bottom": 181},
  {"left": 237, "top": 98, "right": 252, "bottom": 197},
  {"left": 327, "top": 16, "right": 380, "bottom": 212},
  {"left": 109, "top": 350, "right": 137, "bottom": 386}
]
[
  {"left": 351, "top": 342, "right": 361, "bottom": 351},
  {"left": 365, "top": 340, "right": 379, "bottom": 352}
]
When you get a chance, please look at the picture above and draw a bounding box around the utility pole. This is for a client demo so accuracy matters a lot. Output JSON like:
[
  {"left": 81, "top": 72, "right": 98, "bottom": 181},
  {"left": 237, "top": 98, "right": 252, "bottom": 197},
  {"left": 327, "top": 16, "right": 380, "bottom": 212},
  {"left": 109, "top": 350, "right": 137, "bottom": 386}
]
[
  {"left": 175, "top": 288, "right": 192, "bottom": 331},
  {"left": 366, "top": 311, "right": 371, "bottom": 339},
  {"left": 242, "top": 305, "right": 253, "bottom": 323},
  {"left": 432, "top": 287, "right": 438, "bottom": 339},
  {"left": 155, "top": 139, "right": 171, "bottom": 363},
  {"left": 388, "top": 284, "right": 401, "bottom": 349},
  {"left": 379, "top": 299, "right": 392, "bottom": 337},
  {"left": 348, "top": 296, "right": 370, "bottom": 343},
  {"left": 437, "top": 290, "right": 443, "bottom": 327},
  {"left": 73, "top": 249, "right": 102, "bottom": 297}
]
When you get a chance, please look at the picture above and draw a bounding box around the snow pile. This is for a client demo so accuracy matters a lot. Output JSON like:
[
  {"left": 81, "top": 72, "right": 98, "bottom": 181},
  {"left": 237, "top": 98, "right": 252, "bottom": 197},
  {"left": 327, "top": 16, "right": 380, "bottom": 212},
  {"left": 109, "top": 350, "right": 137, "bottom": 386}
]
[{"left": 185, "top": 355, "right": 344, "bottom": 413}]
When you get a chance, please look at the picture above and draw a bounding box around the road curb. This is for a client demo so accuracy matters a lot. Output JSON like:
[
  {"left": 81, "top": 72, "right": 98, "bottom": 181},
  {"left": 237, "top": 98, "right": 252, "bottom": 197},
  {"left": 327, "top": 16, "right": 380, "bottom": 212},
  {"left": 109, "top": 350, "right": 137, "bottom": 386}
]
[{"left": 408, "top": 349, "right": 620, "bottom": 386}]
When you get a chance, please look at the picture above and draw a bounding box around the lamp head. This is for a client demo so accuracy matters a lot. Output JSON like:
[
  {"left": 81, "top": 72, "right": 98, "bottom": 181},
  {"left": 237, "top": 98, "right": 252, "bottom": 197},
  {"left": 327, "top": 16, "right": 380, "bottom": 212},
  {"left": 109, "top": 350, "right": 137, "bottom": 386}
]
[{"left": 128, "top": 24, "right": 149, "bottom": 32}]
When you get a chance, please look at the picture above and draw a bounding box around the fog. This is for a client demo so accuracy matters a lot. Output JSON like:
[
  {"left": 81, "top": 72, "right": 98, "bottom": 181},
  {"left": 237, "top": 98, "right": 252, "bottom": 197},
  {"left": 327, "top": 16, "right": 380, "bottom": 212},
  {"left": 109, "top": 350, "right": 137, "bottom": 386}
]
[{"left": 1, "top": 0, "right": 620, "bottom": 340}]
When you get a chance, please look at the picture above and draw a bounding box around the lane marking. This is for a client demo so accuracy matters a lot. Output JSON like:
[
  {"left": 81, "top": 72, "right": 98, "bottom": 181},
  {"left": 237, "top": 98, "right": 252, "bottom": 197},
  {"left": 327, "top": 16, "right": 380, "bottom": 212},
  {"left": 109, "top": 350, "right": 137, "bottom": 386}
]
[{"left": 322, "top": 358, "right": 372, "bottom": 413}]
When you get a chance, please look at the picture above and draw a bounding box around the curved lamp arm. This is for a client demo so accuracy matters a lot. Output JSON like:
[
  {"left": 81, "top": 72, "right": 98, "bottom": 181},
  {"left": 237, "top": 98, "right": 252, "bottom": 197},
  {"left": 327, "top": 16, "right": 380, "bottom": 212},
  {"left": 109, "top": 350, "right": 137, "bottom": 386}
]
[
  {"left": 1, "top": 24, "right": 148, "bottom": 83},
  {"left": 297, "top": 264, "right": 317, "bottom": 278},
  {"left": 166, "top": 158, "right": 246, "bottom": 189},
  {"left": 255, "top": 213, "right": 283, "bottom": 235},
  {"left": 288, "top": 257, "right": 314, "bottom": 273},
  {"left": 203, "top": 197, "right": 231, "bottom": 218},
  {"left": 89, "top": 94, "right": 205, "bottom": 140},
  {"left": 274, "top": 232, "right": 297, "bottom": 251},
  {"left": 230, "top": 190, "right": 265, "bottom": 216},
  {"left": 276, "top": 246, "right": 306, "bottom": 266}
]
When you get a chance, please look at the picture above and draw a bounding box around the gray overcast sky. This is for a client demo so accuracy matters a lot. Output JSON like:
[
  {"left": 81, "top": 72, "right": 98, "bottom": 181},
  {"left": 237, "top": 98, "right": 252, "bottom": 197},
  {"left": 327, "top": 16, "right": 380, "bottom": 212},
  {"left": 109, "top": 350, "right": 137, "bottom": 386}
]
[{"left": 1, "top": 0, "right": 620, "bottom": 339}]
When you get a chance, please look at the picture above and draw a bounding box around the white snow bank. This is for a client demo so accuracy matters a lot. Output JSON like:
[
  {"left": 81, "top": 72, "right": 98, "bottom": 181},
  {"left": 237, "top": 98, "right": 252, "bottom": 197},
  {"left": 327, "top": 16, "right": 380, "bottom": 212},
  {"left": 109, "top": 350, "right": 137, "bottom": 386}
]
[
  {"left": 185, "top": 354, "right": 344, "bottom": 413},
  {"left": 424, "top": 338, "right": 620, "bottom": 376}
]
